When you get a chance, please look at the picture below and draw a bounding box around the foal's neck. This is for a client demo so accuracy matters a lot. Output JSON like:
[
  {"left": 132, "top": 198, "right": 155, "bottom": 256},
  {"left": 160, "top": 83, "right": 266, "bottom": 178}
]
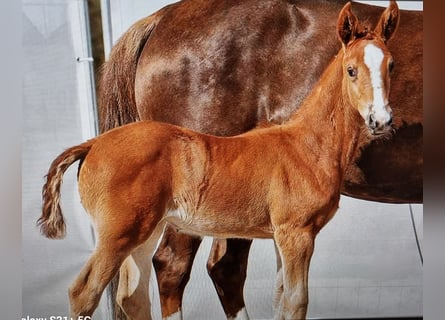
[{"left": 286, "top": 51, "right": 362, "bottom": 175}]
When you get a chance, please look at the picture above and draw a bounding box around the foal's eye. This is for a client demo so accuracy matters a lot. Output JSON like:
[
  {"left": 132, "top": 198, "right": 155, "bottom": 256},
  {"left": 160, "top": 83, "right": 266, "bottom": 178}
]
[
  {"left": 347, "top": 66, "right": 357, "bottom": 78},
  {"left": 388, "top": 60, "right": 394, "bottom": 72}
]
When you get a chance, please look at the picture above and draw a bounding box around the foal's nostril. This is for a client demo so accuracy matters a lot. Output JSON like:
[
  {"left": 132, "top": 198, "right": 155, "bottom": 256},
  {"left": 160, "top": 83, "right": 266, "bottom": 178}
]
[
  {"left": 387, "top": 117, "right": 393, "bottom": 126},
  {"left": 368, "top": 114, "right": 377, "bottom": 129}
]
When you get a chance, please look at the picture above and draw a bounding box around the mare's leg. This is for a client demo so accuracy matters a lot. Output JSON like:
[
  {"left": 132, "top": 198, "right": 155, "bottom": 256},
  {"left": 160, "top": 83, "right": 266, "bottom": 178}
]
[
  {"left": 273, "top": 228, "right": 315, "bottom": 320},
  {"left": 116, "top": 223, "right": 165, "bottom": 320},
  {"left": 68, "top": 215, "right": 165, "bottom": 318},
  {"left": 152, "top": 225, "right": 202, "bottom": 319},
  {"left": 207, "top": 238, "right": 252, "bottom": 319}
]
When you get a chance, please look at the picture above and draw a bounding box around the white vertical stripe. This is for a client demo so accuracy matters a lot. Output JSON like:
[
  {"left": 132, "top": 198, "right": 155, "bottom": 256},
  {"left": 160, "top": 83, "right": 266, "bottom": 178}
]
[{"left": 364, "top": 43, "right": 390, "bottom": 124}]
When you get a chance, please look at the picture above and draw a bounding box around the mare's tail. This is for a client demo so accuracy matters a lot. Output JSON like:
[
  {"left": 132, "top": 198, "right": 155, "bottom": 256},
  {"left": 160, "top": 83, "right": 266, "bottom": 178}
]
[
  {"left": 97, "top": 8, "right": 171, "bottom": 320},
  {"left": 37, "top": 142, "right": 93, "bottom": 239},
  {"left": 98, "top": 10, "right": 166, "bottom": 133}
]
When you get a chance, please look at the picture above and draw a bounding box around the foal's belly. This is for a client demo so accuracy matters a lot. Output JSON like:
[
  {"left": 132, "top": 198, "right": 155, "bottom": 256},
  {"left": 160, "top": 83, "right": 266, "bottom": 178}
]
[{"left": 164, "top": 206, "right": 274, "bottom": 239}]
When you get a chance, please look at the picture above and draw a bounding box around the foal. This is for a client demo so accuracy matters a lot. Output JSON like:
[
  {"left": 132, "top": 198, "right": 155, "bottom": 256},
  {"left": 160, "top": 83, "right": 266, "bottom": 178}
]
[{"left": 38, "top": 2, "right": 399, "bottom": 319}]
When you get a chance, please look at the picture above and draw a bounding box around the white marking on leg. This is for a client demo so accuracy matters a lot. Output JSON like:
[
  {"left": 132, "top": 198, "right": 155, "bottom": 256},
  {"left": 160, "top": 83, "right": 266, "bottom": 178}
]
[
  {"left": 227, "top": 307, "right": 249, "bottom": 320},
  {"left": 164, "top": 309, "right": 182, "bottom": 320},
  {"left": 363, "top": 43, "right": 391, "bottom": 124},
  {"left": 119, "top": 255, "right": 141, "bottom": 297}
]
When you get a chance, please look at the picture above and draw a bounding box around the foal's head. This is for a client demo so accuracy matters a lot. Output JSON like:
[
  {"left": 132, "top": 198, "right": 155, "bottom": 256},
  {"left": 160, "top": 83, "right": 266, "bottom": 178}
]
[{"left": 337, "top": 1, "right": 399, "bottom": 135}]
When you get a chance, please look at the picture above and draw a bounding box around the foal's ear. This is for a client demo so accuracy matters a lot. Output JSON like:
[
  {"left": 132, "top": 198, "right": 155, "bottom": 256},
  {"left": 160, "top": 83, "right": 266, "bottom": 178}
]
[
  {"left": 374, "top": 0, "right": 400, "bottom": 43},
  {"left": 337, "top": 2, "right": 359, "bottom": 47}
]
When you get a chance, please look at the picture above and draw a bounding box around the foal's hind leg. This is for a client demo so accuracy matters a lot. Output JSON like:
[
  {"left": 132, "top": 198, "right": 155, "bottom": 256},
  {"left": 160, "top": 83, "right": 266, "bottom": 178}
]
[
  {"left": 207, "top": 238, "right": 252, "bottom": 319},
  {"left": 69, "top": 241, "right": 133, "bottom": 317},
  {"left": 117, "top": 250, "right": 152, "bottom": 320},
  {"left": 273, "top": 242, "right": 284, "bottom": 313},
  {"left": 68, "top": 217, "right": 165, "bottom": 318},
  {"left": 117, "top": 223, "right": 165, "bottom": 320}
]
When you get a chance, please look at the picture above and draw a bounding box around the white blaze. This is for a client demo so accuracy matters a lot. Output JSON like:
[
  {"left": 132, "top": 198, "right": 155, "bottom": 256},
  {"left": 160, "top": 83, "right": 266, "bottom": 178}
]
[{"left": 363, "top": 43, "right": 391, "bottom": 124}]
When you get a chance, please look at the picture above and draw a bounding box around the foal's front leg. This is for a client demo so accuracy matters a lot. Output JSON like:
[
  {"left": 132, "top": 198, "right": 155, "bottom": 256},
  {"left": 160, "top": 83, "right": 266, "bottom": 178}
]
[{"left": 273, "top": 228, "right": 315, "bottom": 320}]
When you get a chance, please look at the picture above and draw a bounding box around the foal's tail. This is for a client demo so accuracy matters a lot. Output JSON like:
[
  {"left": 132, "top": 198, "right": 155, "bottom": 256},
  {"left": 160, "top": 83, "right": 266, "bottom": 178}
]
[
  {"left": 37, "top": 141, "right": 93, "bottom": 239},
  {"left": 98, "top": 10, "right": 166, "bottom": 133}
]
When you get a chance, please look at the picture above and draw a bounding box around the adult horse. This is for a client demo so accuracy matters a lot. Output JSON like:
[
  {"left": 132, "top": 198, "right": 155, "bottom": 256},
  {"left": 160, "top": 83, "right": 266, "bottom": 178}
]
[{"left": 98, "top": 0, "right": 422, "bottom": 319}]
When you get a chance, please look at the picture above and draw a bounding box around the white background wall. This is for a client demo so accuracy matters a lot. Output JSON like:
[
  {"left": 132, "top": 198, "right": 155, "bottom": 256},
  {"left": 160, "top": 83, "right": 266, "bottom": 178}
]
[{"left": 22, "top": 0, "right": 105, "bottom": 318}]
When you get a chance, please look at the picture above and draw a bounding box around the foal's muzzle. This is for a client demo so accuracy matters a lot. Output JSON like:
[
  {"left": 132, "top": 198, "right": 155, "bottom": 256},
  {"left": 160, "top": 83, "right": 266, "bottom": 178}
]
[{"left": 366, "top": 108, "right": 393, "bottom": 135}]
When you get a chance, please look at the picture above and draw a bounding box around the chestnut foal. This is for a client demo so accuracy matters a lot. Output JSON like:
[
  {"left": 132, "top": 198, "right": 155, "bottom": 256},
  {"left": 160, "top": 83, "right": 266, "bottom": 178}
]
[{"left": 38, "top": 2, "right": 399, "bottom": 319}]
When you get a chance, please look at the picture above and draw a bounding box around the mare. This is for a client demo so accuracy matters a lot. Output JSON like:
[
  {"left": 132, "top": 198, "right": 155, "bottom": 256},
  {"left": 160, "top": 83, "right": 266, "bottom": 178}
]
[
  {"left": 98, "top": 0, "right": 422, "bottom": 319},
  {"left": 38, "top": 2, "right": 401, "bottom": 319}
]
